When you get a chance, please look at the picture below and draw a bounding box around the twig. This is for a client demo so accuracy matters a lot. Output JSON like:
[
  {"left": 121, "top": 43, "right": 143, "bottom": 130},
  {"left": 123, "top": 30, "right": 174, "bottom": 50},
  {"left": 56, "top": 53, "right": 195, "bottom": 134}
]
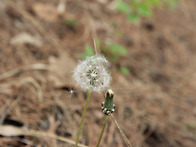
[
  {"left": 0, "top": 106, "right": 9, "bottom": 125},
  {"left": 0, "top": 77, "right": 43, "bottom": 102},
  {"left": 93, "top": 37, "right": 98, "bottom": 55},
  {"left": 0, "top": 125, "right": 88, "bottom": 147},
  {"left": 0, "top": 64, "right": 49, "bottom": 81},
  {"left": 3, "top": 0, "right": 65, "bottom": 55},
  {"left": 111, "top": 115, "right": 133, "bottom": 147},
  {"left": 0, "top": 92, "right": 24, "bottom": 125},
  {"left": 28, "top": 130, "right": 88, "bottom": 147}
]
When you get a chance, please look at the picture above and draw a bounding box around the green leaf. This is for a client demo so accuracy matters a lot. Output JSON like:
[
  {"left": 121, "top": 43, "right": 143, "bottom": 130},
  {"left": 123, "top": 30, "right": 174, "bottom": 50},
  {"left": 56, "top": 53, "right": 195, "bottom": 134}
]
[
  {"left": 137, "top": 6, "right": 153, "bottom": 17},
  {"left": 166, "top": 0, "right": 178, "bottom": 9},
  {"left": 81, "top": 45, "right": 94, "bottom": 58},
  {"left": 149, "top": 0, "right": 160, "bottom": 6},
  {"left": 64, "top": 19, "right": 77, "bottom": 27},
  {"left": 128, "top": 13, "right": 139, "bottom": 22},
  {"left": 107, "top": 43, "right": 128, "bottom": 55},
  {"left": 116, "top": 1, "right": 131, "bottom": 13},
  {"left": 120, "top": 66, "right": 130, "bottom": 75},
  {"left": 33, "top": 135, "right": 40, "bottom": 139}
]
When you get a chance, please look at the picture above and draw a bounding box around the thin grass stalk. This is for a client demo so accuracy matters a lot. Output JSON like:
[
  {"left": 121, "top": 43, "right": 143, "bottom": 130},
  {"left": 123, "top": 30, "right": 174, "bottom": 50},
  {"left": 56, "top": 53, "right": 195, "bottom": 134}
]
[
  {"left": 96, "top": 115, "right": 108, "bottom": 147},
  {"left": 111, "top": 115, "right": 133, "bottom": 147},
  {"left": 75, "top": 89, "right": 92, "bottom": 147}
]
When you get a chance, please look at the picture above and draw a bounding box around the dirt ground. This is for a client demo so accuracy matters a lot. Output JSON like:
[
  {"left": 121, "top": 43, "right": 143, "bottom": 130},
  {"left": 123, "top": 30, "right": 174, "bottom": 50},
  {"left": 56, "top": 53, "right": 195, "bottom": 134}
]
[{"left": 0, "top": 0, "right": 196, "bottom": 147}]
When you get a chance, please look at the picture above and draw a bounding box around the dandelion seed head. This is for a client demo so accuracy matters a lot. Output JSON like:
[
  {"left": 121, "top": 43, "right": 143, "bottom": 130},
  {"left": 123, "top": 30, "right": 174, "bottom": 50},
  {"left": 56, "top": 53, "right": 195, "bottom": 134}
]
[{"left": 73, "top": 55, "right": 111, "bottom": 92}]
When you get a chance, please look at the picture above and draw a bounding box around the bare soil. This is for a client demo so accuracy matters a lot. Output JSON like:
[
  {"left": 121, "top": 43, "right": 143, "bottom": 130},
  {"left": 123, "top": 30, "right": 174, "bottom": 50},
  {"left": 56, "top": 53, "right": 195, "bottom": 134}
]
[{"left": 0, "top": 0, "right": 196, "bottom": 147}]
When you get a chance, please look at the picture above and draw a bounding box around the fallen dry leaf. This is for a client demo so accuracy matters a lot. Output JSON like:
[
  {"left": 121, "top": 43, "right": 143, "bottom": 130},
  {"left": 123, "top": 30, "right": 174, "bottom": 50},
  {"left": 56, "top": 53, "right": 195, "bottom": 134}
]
[
  {"left": 0, "top": 125, "right": 24, "bottom": 137},
  {"left": 32, "top": 3, "right": 58, "bottom": 22},
  {"left": 10, "top": 32, "right": 42, "bottom": 47}
]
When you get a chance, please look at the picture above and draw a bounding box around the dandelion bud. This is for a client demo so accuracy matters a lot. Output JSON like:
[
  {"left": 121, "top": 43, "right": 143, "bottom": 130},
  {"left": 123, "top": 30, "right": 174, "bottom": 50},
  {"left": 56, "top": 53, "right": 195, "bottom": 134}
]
[{"left": 73, "top": 55, "right": 111, "bottom": 92}]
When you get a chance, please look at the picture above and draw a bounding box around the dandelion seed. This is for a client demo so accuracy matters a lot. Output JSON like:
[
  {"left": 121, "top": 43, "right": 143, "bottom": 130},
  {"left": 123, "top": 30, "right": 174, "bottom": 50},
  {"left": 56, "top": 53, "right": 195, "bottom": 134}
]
[
  {"left": 62, "top": 86, "right": 78, "bottom": 99},
  {"left": 66, "top": 88, "right": 78, "bottom": 99},
  {"left": 73, "top": 55, "right": 111, "bottom": 92}
]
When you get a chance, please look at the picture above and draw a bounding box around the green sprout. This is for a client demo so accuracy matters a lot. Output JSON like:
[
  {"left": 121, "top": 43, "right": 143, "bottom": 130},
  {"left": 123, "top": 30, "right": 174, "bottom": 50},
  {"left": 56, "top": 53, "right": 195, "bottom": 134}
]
[
  {"left": 64, "top": 18, "right": 77, "bottom": 28},
  {"left": 116, "top": 0, "right": 178, "bottom": 22},
  {"left": 101, "top": 42, "right": 128, "bottom": 62},
  {"left": 120, "top": 66, "right": 130, "bottom": 75},
  {"left": 81, "top": 44, "right": 94, "bottom": 58}
]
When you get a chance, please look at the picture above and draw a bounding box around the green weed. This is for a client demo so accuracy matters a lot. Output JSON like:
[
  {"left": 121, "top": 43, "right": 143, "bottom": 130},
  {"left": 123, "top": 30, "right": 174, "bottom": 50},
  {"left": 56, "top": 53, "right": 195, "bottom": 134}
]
[
  {"left": 116, "top": 0, "right": 178, "bottom": 22},
  {"left": 120, "top": 66, "right": 130, "bottom": 75}
]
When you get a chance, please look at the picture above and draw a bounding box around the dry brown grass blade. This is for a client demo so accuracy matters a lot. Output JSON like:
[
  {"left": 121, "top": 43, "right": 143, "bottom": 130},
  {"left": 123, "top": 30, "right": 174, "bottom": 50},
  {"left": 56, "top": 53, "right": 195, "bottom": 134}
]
[
  {"left": 4, "top": 0, "right": 64, "bottom": 54},
  {"left": 0, "top": 77, "right": 43, "bottom": 102},
  {"left": 3, "top": 0, "right": 79, "bottom": 62},
  {"left": 83, "top": 7, "right": 100, "bottom": 55},
  {"left": 0, "top": 63, "right": 54, "bottom": 103},
  {"left": 111, "top": 115, "right": 133, "bottom": 147},
  {"left": 0, "top": 64, "right": 49, "bottom": 81},
  {"left": 181, "top": 0, "right": 194, "bottom": 26},
  {"left": 0, "top": 92, "right": 24, "bottom": 125},
  {"left": 0, "top": 106, "right": 9, "bottom": 125},
  {"left": 0, "top": 125, "right": 88, "bottom": 147}
]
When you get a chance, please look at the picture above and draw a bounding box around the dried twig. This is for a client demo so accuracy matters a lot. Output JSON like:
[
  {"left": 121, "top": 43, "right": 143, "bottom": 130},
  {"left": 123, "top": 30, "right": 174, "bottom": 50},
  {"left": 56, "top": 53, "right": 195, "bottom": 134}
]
[
  {"left": 0, "top": 64, "right": 49, "bottom": 81},
  {"left": 111, "top": 115, "right": 133, "bottom": 147},
  {"left": 0, "top": 106, "right": 9, "bottom": 125},
  {"left": 0, "top": 125, "right": 88, "bottom": 147},
  {"left": 0, "top": 77, "right": 43, "bottom": 102},
  {"left": 4, "top": 0, "right": 64, "bottom": 55}
]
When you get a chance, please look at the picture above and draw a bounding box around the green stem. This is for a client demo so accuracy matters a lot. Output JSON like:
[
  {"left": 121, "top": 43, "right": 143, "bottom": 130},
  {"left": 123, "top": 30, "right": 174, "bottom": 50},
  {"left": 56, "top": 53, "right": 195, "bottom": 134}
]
[
  {"left": 75, "top": 89, "right": 92, "bottom": 147},
  {"left": 96, "top": 115, "right": 108, "bottom": 147}
]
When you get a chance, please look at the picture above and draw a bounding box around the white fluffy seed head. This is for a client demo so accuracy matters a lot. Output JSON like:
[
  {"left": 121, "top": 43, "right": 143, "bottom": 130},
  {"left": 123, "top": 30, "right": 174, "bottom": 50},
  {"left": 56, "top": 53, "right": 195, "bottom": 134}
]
[{"left": 73, "top": 55, "right": 111, "bottom": 92}]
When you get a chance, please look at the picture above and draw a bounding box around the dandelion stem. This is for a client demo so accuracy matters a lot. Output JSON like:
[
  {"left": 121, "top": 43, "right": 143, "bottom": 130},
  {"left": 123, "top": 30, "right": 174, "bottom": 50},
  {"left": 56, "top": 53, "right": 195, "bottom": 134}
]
[
  {"left": 75, "top": 89, "right": 92, "bottom": 147},
  {"left": 96, "top": 115, "right": 108, "bottom": 147}
]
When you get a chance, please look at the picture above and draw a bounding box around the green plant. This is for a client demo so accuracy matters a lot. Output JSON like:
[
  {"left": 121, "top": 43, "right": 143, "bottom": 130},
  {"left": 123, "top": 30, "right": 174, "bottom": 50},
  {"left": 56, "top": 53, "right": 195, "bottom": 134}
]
[
  {"left": 107, "top": 42, "right": 128, "bottom": 60},
  {"left": 116, "top": 0, "right": 178, "bottom": 22},
  {"left": 82, "top": 41, "right": 128, "bottom": 62},
  {"left": 73, "top": 55, "right": 111, "bottom": 146},
  {"left": 81, "top": 44, "right": 94, "bottom": 58},
  {"left": 96, "top": 89, "right": 115, "bottom": 147},
  {"left": 99, "top": 40, "right": 128, "bottom": 62},
  {"left": 97, "top": 89, "right": 132, "bottom": 147},
  {"left": 73, "top": 52, "right": 133, "bottom": 146},
  {"left": 82, "top": 40, "right": 131, "bottom": 77},
  {"left": 64, "top": 18, "right": 77, "bottom": 28},
  {"left": 120, "top": 66, "right": 130, "bottom": 75}
]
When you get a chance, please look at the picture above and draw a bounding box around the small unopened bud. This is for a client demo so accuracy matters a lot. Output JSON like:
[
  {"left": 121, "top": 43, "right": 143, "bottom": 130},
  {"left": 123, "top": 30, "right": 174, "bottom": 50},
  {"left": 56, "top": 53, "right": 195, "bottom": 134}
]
[{"left": 102, "top": 89, "right": 115, "bottom": 115}]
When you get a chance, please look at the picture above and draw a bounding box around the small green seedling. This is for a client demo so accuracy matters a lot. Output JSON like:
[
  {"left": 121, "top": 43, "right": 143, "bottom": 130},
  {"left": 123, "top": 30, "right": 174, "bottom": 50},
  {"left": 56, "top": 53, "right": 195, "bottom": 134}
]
[
  {"left": 65, "top": 19, "right": 77, "bottom": 28},
  {"left": 120, "top": 66, "right": 130, "bottom": 75},
  {"left": 81, "top": 44, "right": 94, "bottom": 58},
  {"left": 116, "top": 0, "right": 131, "bottom": 14},
  {"left": 102, "top": 42, "right": 128, "bottom": 62},
  {"left": 33, "top": 135, "right": 40, "bottom": 139},
  {"left": 116, "top": 0, "right": 178, "bottom": 22},
  {"left": 101, "top": 89, "right": 115, "bottom": 115}
]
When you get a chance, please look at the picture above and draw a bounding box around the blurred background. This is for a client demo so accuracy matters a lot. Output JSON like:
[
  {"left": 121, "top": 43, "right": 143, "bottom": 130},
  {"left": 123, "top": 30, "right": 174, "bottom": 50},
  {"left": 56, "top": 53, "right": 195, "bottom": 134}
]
[{"left": 0, "top": 0, "right": 196, "bottom": 147}]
